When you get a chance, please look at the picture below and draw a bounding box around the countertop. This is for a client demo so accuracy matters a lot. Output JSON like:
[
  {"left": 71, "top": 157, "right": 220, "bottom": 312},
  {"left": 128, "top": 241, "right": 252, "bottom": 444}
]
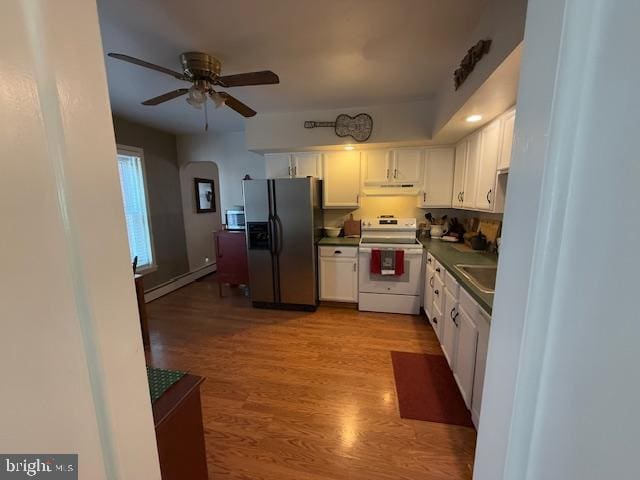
[
  {"left": 420, "top": 238, "right": 497, "bottom": 315},
  {"left": 316, "top": 235, "right": 496, "bottom": 315},
  {"left": 317, "top": 237, "right": 361, "bottom": 247}
]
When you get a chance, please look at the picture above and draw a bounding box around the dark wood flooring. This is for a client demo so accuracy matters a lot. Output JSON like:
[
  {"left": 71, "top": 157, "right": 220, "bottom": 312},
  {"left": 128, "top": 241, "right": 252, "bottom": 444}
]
[{"left": 145, "top": 275, "right": 476, "bottom": 480}]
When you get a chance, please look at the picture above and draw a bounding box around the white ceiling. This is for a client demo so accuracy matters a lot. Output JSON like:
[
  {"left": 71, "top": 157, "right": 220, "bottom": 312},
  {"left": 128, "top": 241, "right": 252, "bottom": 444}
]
[{"left": 98, "top": 0, "right": 489, "bottom": 135}]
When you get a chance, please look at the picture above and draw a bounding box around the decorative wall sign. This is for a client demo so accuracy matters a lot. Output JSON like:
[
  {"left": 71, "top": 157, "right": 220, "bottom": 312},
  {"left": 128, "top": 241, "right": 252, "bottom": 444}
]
[
  {"left": 454, "top": 39, "right": 492, "bottom": 90},
  {"left": 194, "top": 177, "right": 216, "bottom": 213},
  {"left": 304, "top": 113, "right": 373, "bottom": 142}
]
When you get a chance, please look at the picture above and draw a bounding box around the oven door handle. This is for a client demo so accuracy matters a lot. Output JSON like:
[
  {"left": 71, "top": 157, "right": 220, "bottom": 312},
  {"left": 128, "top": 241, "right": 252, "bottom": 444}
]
[{"left": 358, "top": 247, "right": 423, "bottom": 255}]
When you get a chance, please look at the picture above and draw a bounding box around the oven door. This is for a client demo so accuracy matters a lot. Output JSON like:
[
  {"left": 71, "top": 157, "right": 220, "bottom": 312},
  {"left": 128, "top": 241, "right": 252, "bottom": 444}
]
[{"left": 358, "top": 247, "right": 424, "bottom": 295}]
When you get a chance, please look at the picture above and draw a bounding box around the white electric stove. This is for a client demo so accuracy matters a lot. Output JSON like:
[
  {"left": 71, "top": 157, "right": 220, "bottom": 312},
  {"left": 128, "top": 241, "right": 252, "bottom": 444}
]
[{"left": 358, "top": 217, "right": 424, "bottom": 314}]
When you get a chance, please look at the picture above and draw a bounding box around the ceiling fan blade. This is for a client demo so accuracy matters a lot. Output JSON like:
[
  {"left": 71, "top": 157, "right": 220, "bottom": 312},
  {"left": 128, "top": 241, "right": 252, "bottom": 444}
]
[
  {"left": 141, "top": 88, "right": 189, "bottom": 106},
  {"left": 216, "top": 70, "right": 279, "bottom": 88},
  {"left": 218, "top": 92, "right": 257, "bottom": 117},
  {"left": 108, "top": 53, "right": 187, "bottom": 81}
]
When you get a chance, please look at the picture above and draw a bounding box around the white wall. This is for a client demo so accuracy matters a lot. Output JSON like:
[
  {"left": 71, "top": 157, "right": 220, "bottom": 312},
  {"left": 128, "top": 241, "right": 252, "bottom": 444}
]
[
  {"left": 0, "top": 1, "right": 160, "bottom": 478},
  {"left": 177, "top": 131, "right": 266, "bottom": 217},
  {"left": 245, "top": 100, "right": 434, "bottom": 152},
  {"left": 474, "top": 0, "right": 640, "bottom": 479}
]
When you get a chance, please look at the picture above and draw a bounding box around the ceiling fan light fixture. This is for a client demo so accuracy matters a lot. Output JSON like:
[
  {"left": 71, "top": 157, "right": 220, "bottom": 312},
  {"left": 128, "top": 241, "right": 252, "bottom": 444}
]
[
  {"left": 186, "top": 85, "right": 207, "bottom": 109},
  {"left": 211, "top": 91, "right": 226, "bottom": 109}
]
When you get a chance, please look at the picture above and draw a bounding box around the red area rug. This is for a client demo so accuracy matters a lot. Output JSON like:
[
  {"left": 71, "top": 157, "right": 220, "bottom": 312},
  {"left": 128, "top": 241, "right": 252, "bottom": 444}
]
[{"left": 390, "top": 351, "right": 474, "bottom": 428}]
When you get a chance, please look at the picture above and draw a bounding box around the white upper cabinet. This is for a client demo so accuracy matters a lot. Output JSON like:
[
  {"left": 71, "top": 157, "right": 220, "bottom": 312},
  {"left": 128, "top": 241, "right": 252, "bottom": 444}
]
[
  {"left": 475, "top": 119, "right": 501, "bottom": 210},
  {"left": 264, "top": 153, "right": 292, "bottom": 178},
  {"left": 452, "top": 141, "right": 466, "bottom": 208},
  {"left": 392, "top": 149, "right": 423, "bottom": 184},
  {"left": 265, "top": 152, "right": 322, "bottom": 178},
  {"left": 322, "top": 151, "right": 361, "bottom": 208},
  {"left": 498, "top": 108, "right": 516, "bottom": 171},
  {"left": 362, "top": 150, "right": 392, "bottom": 185},
  {"left": 292, "top": 152, "right": 322, "bottom": 178},
  {"left": 417, "top": 148, "right": 454, "bottom": 208},
  {"left": 462, "top": 132, "right": 481, "bottom": 208}
]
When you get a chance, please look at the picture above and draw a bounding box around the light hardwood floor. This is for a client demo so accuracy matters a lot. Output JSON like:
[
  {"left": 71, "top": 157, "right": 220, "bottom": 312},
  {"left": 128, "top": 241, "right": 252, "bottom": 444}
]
[{"left": 146, "top": 275, "right": 476, "bottom": 480}]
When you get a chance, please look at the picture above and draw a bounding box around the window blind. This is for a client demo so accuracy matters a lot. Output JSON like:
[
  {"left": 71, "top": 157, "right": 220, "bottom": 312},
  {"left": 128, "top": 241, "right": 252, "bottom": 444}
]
[{"left": 117, "top": 152, "right": 153, "bottom": 268}]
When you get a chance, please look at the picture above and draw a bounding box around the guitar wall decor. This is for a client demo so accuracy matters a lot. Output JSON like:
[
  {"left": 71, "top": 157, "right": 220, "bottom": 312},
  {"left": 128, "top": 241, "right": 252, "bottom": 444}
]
[{"left": 304, "top": 113, "right": 373, "bottom": 142}]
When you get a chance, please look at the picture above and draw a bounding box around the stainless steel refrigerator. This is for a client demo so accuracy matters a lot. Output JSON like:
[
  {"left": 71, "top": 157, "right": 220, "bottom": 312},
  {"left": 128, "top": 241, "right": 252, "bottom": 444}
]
[{"left": 243, "top": 177, "right": 323, "bottom": 310}]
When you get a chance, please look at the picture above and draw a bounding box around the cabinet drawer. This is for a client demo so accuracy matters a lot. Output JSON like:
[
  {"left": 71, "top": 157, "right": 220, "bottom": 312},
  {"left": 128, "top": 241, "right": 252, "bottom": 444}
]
[
  {"left": 444, "top": 270, "right": 459, "bottom": 297},
  {"left": 458, "top": 287, "right": 479, "bottom": 318},
  {"left": 434, "top": 260, "right": 445, "bottom": 280},
  {"left": 319, "top": 246, "right": 358, "bottom": 258},
  {"left": 433, "top": 275, "right": 445, "bottom": 313}
]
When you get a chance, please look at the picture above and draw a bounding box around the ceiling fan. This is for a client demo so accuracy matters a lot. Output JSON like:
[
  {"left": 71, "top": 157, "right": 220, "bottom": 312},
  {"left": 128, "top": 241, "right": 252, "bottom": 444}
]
[{"left": 107, "top": 51, "right": 279, "bottom": 128}]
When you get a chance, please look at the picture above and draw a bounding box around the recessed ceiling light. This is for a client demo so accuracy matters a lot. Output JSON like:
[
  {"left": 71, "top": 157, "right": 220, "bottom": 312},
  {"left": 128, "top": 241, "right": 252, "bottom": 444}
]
[
  {"left": 344, "top": 145, "right": 355, "bottom": 151},
  {"left": 466, "top": 114, "right": 483, "bottom": 123}
]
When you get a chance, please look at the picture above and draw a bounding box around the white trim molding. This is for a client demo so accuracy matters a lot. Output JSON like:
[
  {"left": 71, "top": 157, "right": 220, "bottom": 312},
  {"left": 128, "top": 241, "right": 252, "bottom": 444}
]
[{"left": 144, "top": 264, "right": 216, "bottom": 303}]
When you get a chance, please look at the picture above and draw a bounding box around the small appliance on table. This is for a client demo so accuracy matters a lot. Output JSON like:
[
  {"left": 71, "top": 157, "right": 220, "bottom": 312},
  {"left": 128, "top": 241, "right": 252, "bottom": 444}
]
[{"left": 358, "top": 217, "right": 424, "bottom": 314}]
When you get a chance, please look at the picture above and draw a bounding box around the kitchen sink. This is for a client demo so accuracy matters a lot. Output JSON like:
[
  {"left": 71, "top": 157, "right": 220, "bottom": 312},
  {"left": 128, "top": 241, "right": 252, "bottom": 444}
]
[{"left": 455, "top": 264, "right": 498, "bottom": 293}]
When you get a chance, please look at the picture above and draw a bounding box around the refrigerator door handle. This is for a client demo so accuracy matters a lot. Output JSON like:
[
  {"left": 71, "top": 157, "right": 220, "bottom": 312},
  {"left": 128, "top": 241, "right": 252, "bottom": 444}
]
[
  {"left": 274, "top": 214, "right": 284, "bottom": 255},
  {"left": 268, "top": 214, "right": 277, "bottom": 255}
]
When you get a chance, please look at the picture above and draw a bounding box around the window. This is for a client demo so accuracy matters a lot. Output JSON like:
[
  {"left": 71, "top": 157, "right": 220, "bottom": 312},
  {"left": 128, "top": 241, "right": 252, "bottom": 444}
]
[{"left": 116, "top": 146, "right": 155, "bottom": 271}]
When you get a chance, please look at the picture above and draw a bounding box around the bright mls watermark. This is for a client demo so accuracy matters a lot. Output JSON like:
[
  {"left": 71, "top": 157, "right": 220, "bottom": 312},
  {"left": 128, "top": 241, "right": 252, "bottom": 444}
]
[{"left": 0, "top": 455, "right": 77, "bottom": 479}]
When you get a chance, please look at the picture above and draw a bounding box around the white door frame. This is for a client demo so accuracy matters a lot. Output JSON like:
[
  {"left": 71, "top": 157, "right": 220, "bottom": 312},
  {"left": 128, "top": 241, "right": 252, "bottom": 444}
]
[{"left": 474, "top": 0, "right": 640, "bottom": 479}]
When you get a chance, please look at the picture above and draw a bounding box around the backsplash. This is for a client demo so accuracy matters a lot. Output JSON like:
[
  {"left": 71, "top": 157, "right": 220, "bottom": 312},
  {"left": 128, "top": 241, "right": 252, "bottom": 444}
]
[{"left": 322, "top": 195, "right": 503, "bottom": 229}]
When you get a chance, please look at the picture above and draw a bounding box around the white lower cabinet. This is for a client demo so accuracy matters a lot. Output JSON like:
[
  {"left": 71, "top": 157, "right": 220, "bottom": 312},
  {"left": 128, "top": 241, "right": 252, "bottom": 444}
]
[
  {"left": 453, "top": 305, "right": 479, "bottom": 409},
  {"left": 442, "top": 286, "right": 458, "bottom": 368},
  {"left": 423, "top": 252, "right": 492, "bottom": 425},
  {"left": 319, "top": 246, "right": 358, "bottom": 302},
  {"left": 471, "top": 308, "right": 491, "bottom": 427}
]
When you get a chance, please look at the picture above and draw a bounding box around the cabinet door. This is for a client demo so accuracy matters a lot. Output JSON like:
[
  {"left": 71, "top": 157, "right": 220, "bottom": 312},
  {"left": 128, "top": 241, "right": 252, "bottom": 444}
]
[
  {"left": 452, "top": 141, "right": 466, "bottom": 207},
  {"left": 462, "top": 132, "right": 480, "bottom": 208},
  {"left": 362, "top": 150, "right": 391, "bottom": 185},
  {"left": 475, "top": 119, "right": 501, "bottom": 210},
  {"left": 319, "top": 257, "right": 358, "bottom": 302},
  {"left": 471, "top": 309, "right": 491, "bottom": 427},
  {"left": 392, "top": 149, "right": 423, "bottom": 183},
  {"left": 265, "top": 153, "right": 292, "bottom": 178},
  {"left": 432, "top": 301, "right": 444, "bottom": 344},
  {"left": 292, "top": 152, "right": 322, "bottom": 178},
  {"left": 419, "top": 148, "right": 454, "bottom": 207},
  {"left": 498, "top": 109, "right": 516, "bottom": 171},
  {"left": 453, "top": 306, "right": 479, "bottom": 408},
  {"left": 322, "top": 151, "right": 361, "bottom": 208},
  {"left": 424, "top": 264, "right": 435, "bottom": 325},
  {"left": 441, "top": 287, "right": 458, "bottom": 367}
]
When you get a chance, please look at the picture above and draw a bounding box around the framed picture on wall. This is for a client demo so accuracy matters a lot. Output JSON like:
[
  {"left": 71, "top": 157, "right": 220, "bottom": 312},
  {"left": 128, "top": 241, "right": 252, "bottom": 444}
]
[{"left": 194, "top": 178, "right": 216, "bottom": 213}]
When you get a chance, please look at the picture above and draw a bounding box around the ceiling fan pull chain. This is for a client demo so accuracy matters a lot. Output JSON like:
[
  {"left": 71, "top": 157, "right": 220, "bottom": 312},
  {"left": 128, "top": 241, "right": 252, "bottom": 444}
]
[{"left": 204, "top": 99, "right": 209, "bottom": 131}]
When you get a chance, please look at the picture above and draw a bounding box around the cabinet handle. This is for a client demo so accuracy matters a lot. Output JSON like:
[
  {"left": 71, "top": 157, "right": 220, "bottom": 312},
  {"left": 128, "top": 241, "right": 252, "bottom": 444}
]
[
  {"left": 288, "top": 166, "right": 292, "bottom": 176},
  {"left": 353, "top": 262, "right": 356, "bottom": 272},
  {"left": 293, "top": 165, "right": 297, "bottom": 176},
  {"left": 423, "top": 192, "right": 426, "bottom": 202},
  {"left": 427, "top": 258, "right": 432, "bottom": 263},
  {"left": 487, "top": 189, "right": 492, "bottom": 204},
  {"left": 334, "top": 250, "right": 342, "bottom": 255},
  {"left": 435, "top": 267, "right": 441, "bottom": 273},
  {"left": 452, "top": 312, "right": 459, "bottom": 327},
  {"left": 394, "top": 168, "right": 398, "bottom": 179},
  {"left": 450, "top": 307, "right": 456, "bottom": 319},
  {"left": 430, "top": 276, "right": 434, "bottom": 288},
  {"left": 386, "top": 168, "right": 389, "bottom": 179},
  {"left": 433, "top": 317, "right": 438, "bottom": 325},
  {"left": 356, "top": 194, "right": 359, "bottom": 204},
  {"left": 434, "top": 289, "right": 439, "bottom": 295},
  {"left": 461, "top": 191, "right": 464, "bottom": 202}
]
